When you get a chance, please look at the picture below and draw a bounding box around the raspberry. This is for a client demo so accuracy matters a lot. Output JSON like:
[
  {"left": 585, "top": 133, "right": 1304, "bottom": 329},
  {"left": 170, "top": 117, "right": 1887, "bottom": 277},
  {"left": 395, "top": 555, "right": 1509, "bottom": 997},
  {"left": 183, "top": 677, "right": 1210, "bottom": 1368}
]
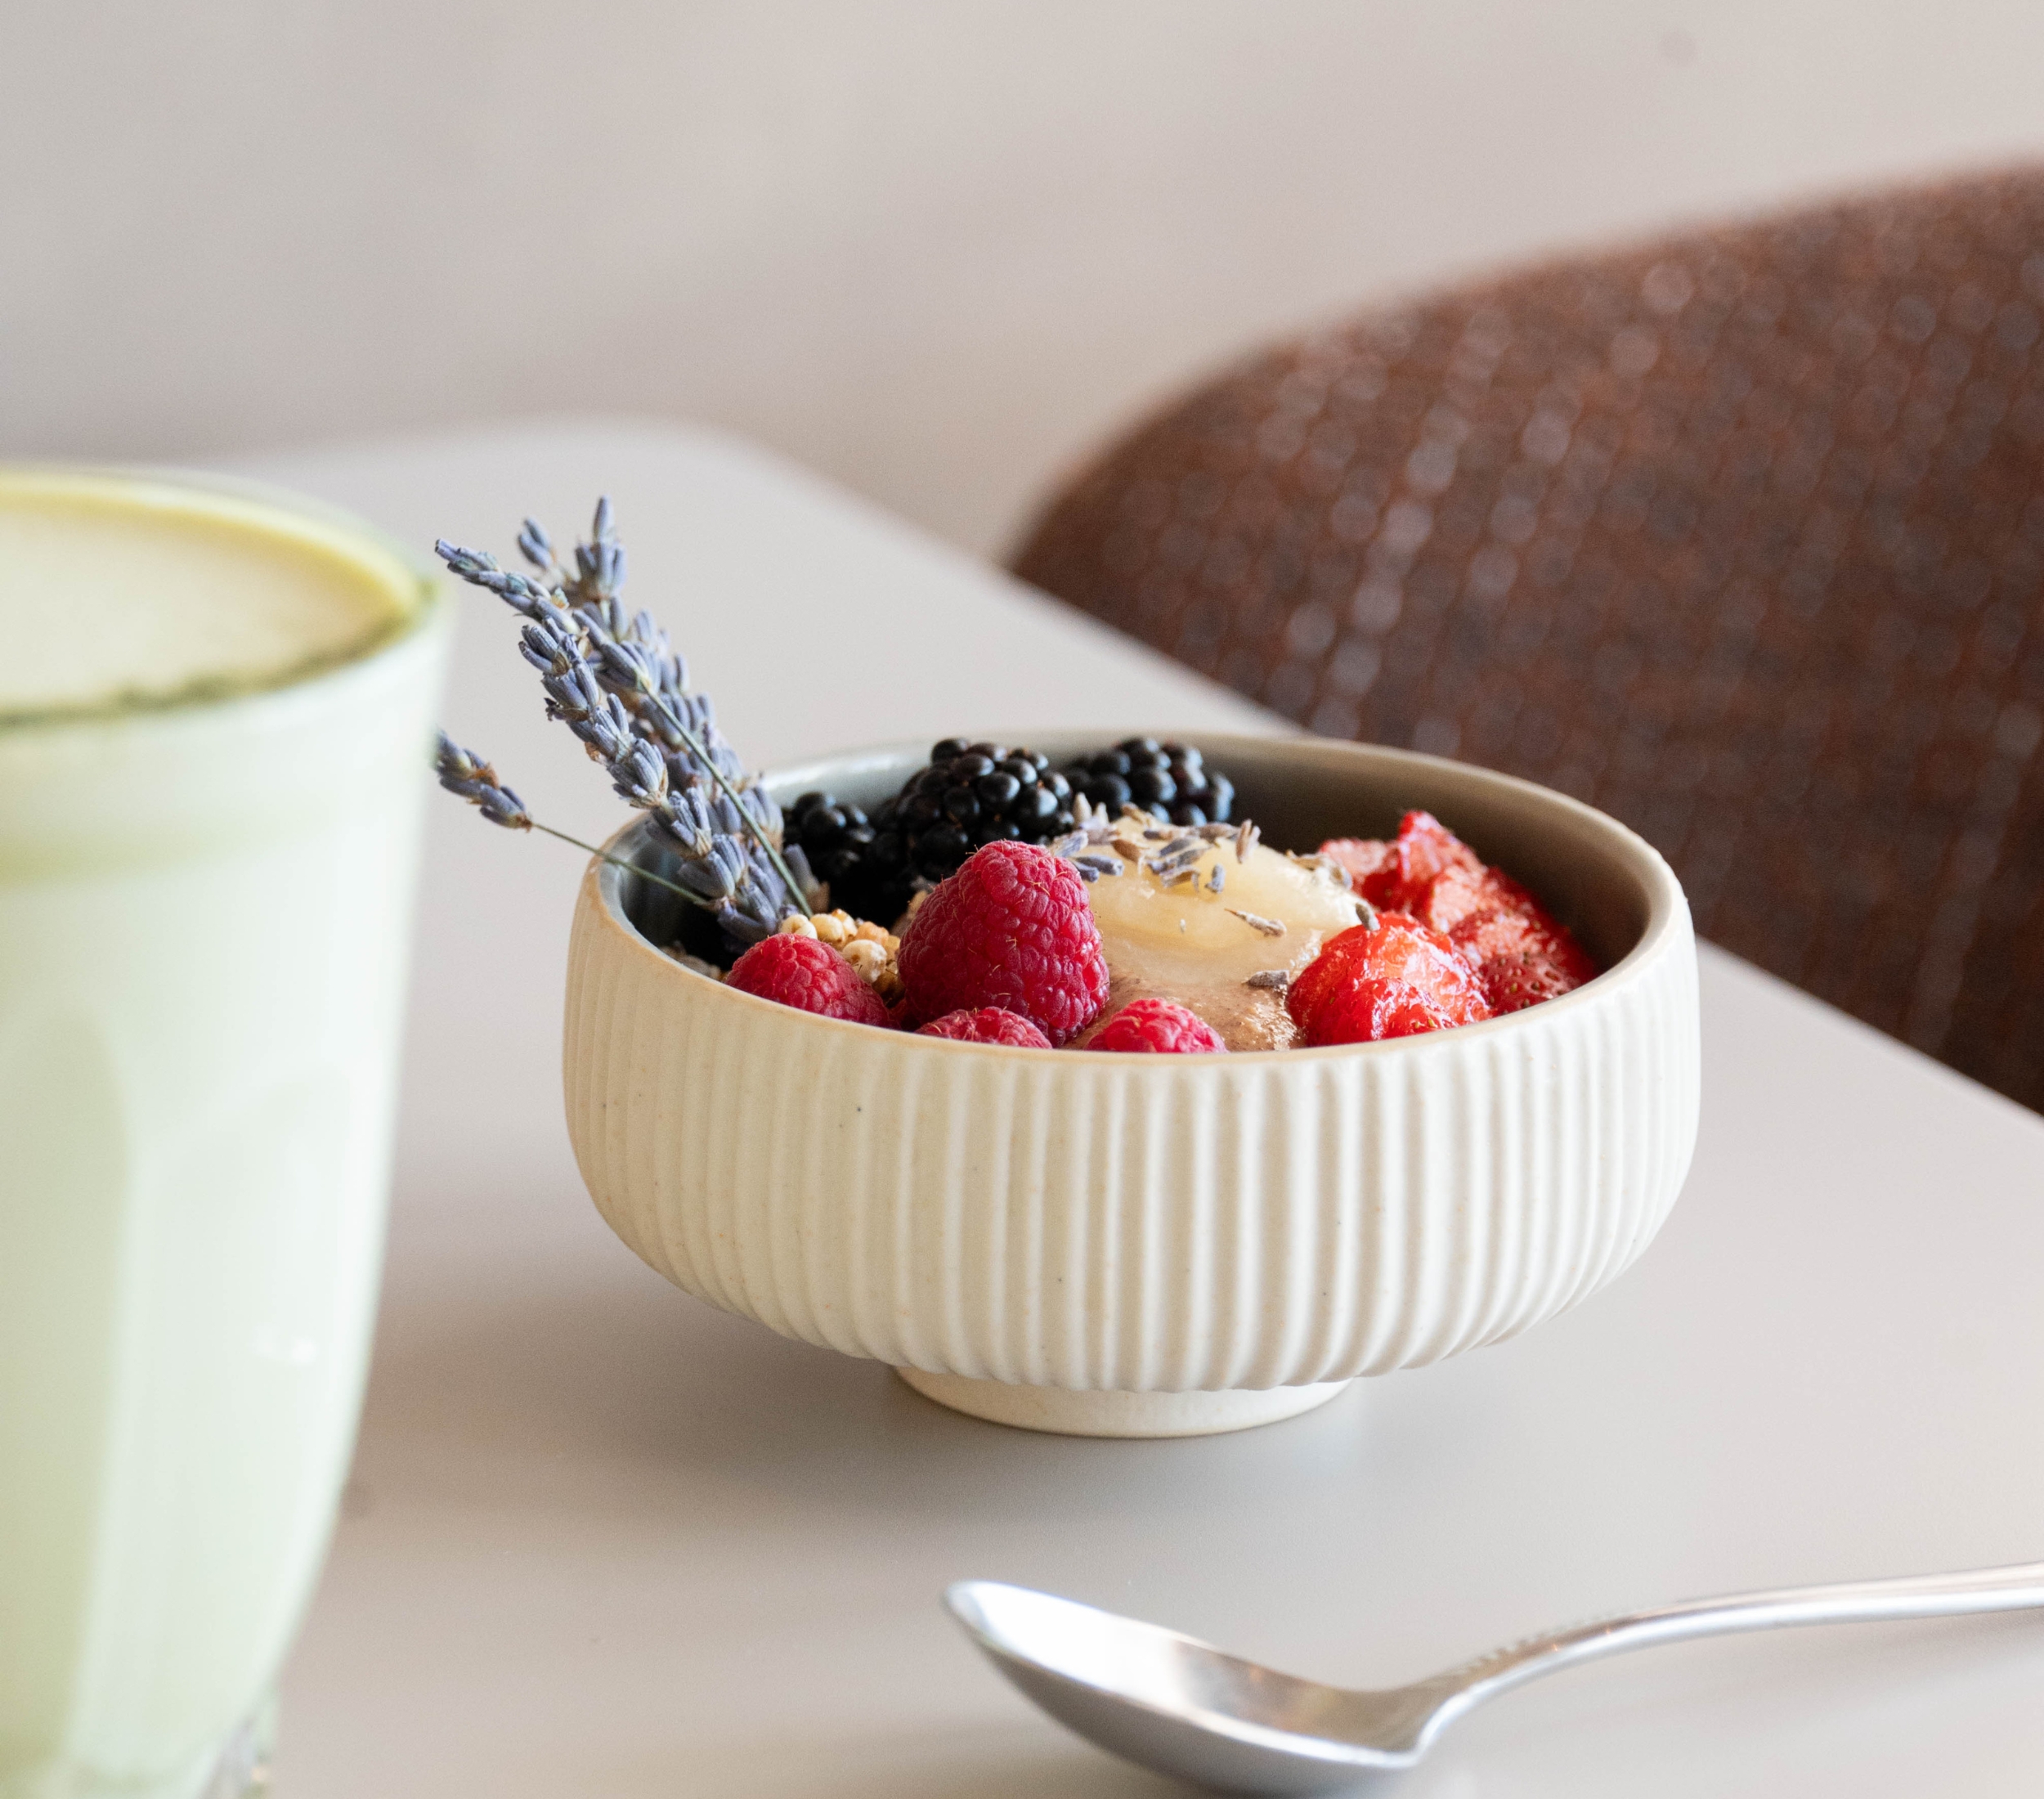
[
  {"left": 726, "top": 931, "right": 892, "bottom": 1026},
  {"left": 1287, "top": 913, "right": 1493, "bottom": 1046},
  {"left": 1090, "top": 998, "right": 1227, "bottom": 1054},
  {"left": 916, "top": 1007, "right": 1053, "bottom": 1048},
  {"left": 897, "top": 840, "right": 1109, "bottom": 1043}
]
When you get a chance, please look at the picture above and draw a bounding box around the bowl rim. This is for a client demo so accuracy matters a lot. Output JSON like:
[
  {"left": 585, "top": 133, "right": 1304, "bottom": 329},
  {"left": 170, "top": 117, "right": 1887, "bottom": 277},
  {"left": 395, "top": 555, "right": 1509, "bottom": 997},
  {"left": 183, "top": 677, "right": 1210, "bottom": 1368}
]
[{"left": 584, "top": 730, "right": 1689, "bottom": 1064}]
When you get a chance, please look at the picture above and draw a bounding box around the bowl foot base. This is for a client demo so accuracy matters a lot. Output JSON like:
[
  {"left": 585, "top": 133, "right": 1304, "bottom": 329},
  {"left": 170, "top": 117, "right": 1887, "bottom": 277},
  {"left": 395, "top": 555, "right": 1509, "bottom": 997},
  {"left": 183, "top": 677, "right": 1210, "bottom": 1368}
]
[{"left": 894, "top": 1368, "right": 1352, "bottom": 1438}]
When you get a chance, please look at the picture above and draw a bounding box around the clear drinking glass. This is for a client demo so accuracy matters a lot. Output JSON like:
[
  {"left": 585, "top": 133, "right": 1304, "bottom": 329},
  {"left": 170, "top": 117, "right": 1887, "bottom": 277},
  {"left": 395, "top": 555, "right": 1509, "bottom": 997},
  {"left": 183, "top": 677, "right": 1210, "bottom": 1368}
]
[{"left": 0, "top": 470, "right": 450, "bottom": 1798}]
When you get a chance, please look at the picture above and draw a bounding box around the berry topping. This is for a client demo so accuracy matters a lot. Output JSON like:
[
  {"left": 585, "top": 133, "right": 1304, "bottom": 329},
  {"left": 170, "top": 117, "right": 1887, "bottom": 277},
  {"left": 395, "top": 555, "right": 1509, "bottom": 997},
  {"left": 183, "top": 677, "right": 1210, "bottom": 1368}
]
[
  {"left": 1406, "top": 862, "right": 1525, "bottom": 936},
  {"left": 1317, "top": 812, "right": 1594, "bottom": 1018},
  {"left": 726, "top": 931, "right": 893, "bottom": 1026},
  {"left": 1287, "top": 913, "right": 1494, "bottom": 1046},
  {"left": 1447, "top": 904, "right": 1597, "bottom": 1015},
  {"left": 778, "top": 909, "right": 903, "bottom": 1002},
  {"left": 1321, "top": 810, "right": 1481, "bottom": 912},
  {"left": 820, "top": 737, "right": 1241, "bottom": 920},
  {"left": 844, "top": 740, "right": 1077, "bottom": 921},
  {"left": 785, "top": 792, "right": 879, "bottom": 904},
  {"left": 898, "top": 841, "right": 1110, "bottom": 1043},
  {"left": 1316, "top": 835, "right": 1396, "bottom": 890},
  {"left": 916, "top": 1007, "right": 1054, "bottom": 1048},
  {"left": 1060, "top": 738, "right": 1235, "bottom": 828},
  {"left": 1090, "top": 998, "right": 1228, "bottom": 1054}
]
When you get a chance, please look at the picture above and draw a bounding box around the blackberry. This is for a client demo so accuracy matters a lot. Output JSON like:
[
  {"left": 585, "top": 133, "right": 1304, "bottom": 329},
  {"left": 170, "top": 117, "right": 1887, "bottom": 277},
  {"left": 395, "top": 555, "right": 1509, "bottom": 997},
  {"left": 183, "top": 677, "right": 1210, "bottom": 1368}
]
[
  {"left": 826, "top": 738, "right": 1077, "bottom": 922},
  {"left": 784, "top": 791, "right": 878, "bottom": 905},
  {"left": 1060, "top": 738, "right": 1235, "bottom": 828}
]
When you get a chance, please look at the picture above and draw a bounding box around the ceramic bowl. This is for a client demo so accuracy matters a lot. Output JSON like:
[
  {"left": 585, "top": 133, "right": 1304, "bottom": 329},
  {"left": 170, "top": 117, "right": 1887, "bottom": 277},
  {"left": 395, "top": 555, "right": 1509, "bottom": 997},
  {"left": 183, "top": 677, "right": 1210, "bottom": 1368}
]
[{"left": 563, "top": 732, "right": 1699, "bottom": 1438}]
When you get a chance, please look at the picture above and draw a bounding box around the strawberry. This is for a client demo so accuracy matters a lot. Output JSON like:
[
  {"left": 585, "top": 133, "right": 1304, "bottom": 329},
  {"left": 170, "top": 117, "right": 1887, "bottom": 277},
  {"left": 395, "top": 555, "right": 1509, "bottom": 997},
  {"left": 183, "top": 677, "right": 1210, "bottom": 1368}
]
[
  {"left": 1325, "top": 813, "right": 1596, "bottom": 1019},
  {"left": 1320, "top": 810, "right": 1483, "bottom": 913},
  {"left": 1316, "top": 836, "right": 1396, "bottom": 891},
  {"left": 1287, "top": 913, "right": 1493, "bottom": 1045},
  {"left": 1450, "top": 903, "right": 1596, "bottom": 1014}
]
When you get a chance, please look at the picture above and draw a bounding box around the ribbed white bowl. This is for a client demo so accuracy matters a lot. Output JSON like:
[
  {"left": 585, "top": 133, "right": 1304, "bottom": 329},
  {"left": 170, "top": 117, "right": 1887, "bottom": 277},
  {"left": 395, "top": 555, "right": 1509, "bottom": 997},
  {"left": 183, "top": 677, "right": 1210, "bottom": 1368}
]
[{"left": 563, "top": 734, "right": 1698, "bottom": 1437}]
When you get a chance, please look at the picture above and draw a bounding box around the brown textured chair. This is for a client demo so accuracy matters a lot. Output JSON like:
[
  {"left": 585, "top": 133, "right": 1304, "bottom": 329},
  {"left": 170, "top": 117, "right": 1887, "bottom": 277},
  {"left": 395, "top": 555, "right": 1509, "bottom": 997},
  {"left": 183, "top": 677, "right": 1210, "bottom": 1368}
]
[{"left": 1014, "top": 169, "right": 2044, "bottom": 1112}]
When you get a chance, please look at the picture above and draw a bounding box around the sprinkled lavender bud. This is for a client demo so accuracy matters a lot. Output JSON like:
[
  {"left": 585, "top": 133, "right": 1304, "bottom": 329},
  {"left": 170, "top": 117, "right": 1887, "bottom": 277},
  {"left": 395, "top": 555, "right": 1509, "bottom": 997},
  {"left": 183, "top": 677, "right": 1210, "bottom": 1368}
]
[{"left": 1227, "top": 908, "right": 1287, "bottom": 937}]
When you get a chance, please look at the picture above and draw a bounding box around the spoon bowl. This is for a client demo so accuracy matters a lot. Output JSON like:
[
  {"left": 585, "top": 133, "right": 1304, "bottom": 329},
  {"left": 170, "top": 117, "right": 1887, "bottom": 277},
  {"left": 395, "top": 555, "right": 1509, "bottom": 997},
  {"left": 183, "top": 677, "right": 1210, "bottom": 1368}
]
[
  {"left": 946, "top": 1563, "right": 2044, "bottom": 1793},
  {"left": 945, "top": 1582, "right": 1425, "bottom": 1793}
]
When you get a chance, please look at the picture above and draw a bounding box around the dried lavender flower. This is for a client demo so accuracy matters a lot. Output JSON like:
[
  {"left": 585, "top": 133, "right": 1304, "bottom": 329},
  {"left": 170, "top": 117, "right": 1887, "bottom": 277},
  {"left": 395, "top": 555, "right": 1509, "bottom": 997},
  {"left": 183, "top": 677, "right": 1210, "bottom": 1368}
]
[
  {"left": 516, "top": 517, "right": 555, "bottom": 574},
  {"left": 434, "top": 498, "right": 821, "bottom": 953},
  {"left": 433, "top": 732, "right": 714, "bottom": 913},
  {"left": 435, "top": 732, "right": 531, "bottom": 831},
  {"left": 1227, "top": 908, "right": 1287, "bottom": 937}
]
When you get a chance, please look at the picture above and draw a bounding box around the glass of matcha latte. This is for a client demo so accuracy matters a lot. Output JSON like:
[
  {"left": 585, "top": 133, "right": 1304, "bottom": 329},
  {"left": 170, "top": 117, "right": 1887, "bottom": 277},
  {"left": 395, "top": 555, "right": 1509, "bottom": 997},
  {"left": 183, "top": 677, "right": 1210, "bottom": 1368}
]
[{"left": 0, "top": 470, "right": 450, "bottom": 1798}]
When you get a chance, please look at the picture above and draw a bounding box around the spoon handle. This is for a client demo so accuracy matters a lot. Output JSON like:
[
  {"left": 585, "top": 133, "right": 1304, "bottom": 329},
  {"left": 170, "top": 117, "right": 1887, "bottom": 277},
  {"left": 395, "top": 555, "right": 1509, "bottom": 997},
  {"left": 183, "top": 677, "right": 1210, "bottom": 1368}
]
[{"left": 1432, "top": 1559, "right": 2044, "bottom": 1721}]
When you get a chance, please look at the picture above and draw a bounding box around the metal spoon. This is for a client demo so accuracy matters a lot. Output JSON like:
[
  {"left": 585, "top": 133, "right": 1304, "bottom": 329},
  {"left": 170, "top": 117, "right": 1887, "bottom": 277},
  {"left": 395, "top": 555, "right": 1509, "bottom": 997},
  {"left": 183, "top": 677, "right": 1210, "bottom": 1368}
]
[{"left": 945, "top": 1562, "right": 2044, "bottom": 1793}]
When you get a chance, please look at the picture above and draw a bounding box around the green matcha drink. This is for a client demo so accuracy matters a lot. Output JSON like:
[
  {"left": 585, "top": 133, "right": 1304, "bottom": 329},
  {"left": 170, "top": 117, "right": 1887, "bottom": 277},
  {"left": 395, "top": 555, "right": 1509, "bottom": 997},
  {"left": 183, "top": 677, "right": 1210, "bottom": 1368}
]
[{"left": 0, "top": 472, "right": 448, "bottom": 1799}]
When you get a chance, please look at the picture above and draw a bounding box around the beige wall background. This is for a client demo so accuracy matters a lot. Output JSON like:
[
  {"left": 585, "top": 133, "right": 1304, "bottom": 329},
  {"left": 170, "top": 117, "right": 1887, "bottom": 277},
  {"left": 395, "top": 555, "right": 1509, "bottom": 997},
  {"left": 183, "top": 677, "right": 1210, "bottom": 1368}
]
[{"left": 7, "top": 1, "right": 2044, "bottom": 556}]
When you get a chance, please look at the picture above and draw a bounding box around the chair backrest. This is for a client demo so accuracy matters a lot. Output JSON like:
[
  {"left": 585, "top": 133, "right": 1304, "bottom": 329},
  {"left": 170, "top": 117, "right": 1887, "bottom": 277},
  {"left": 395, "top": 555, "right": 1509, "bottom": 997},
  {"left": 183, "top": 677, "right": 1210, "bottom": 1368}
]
[{"left": 1014, "top": 170, "right": 2044, "bottom": 1110}]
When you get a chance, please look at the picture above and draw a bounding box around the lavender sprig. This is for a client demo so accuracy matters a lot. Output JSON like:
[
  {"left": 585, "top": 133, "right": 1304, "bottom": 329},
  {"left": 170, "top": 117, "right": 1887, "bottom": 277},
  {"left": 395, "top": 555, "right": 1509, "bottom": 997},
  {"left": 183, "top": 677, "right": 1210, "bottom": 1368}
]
[
  {"left": 434, "top": 734, "right": 716, "bottom": 913},
  {"left": 439, "top": 506, "right": 793, "bottom": 868},
  {"left": 434, "top": 735, "right": 531, "bottom": 830},
  {"left": 433, "top": 499, "right": 818, "bottom": 948}
]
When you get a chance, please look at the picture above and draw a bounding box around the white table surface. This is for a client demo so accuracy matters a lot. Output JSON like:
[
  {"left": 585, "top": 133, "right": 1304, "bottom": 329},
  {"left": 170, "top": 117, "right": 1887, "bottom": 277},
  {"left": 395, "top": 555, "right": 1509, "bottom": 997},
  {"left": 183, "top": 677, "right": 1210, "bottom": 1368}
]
[{"left": 224, "top": 423, "right": 2044, "bottom": 1798}]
